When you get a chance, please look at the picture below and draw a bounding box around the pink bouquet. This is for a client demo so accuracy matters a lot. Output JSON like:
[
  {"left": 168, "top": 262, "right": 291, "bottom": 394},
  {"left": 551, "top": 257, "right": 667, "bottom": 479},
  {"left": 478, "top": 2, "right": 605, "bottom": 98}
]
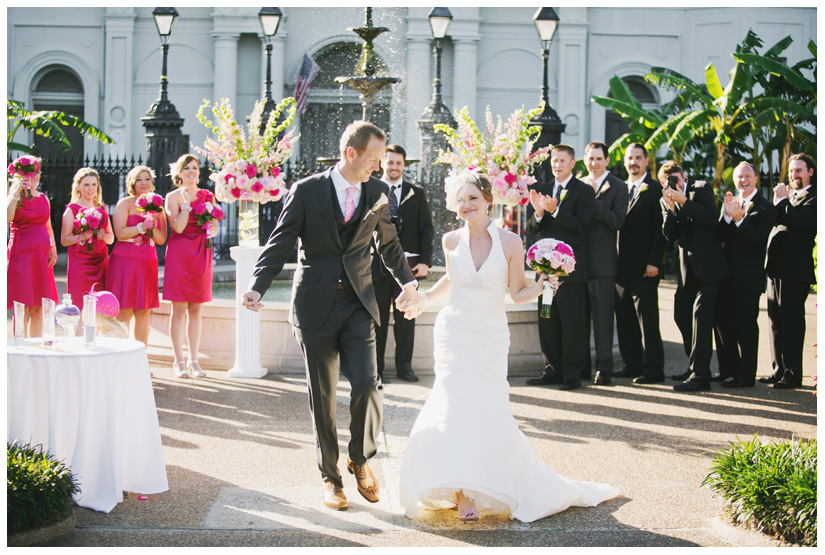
[
  {"left": 136, "top": 192, "right": 164, "bottom": 213},
  {"left": 7, "top": 155, "right": 41, "bottom": 200},
  {"left": 73, "top": 207, "right": 105, "bottom": 252},
  {"left": 191, "top": 190, "right": 225, "bottom": 249},
  {"left": 526, "top": 238, "right": 576, "bottom": 317}
]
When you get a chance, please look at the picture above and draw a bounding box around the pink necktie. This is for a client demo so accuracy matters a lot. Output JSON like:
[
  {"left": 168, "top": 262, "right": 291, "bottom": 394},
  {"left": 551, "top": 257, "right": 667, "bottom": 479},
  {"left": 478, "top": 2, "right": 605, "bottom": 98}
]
[{"left": 344, "top": 185, "right": 358, "bottom": 222}]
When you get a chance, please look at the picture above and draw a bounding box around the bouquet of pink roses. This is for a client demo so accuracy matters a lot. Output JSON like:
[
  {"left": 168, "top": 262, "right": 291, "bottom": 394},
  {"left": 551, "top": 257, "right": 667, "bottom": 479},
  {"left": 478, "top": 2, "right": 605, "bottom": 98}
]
[
  {"left": 73, "top": 206, "right": 105, "bottom": 252},
  {"left": 135, "top": 192, "right": 164, "bottom": 246},
  {"left": 191, "top": 190, "right": 225, "bottom": 249},
  {"left": 7, "top": 155, "right": 41, "bottom": 200},
  {"left": 526, "top": 238, "right": 576, "bottom": 317}
]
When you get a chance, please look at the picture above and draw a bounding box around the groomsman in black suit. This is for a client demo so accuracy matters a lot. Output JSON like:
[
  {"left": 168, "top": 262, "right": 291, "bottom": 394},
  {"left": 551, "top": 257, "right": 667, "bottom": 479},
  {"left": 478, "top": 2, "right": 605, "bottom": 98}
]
[
  {"left": 526, "top": 144, "right": 596, "bottom": 390},
  {"left": 582, "top": 142, "right": 628, "bottom": 385},
  {"left": 713, "top": 162, "right": 776, "bottom": 388},
  {"left": 372, "top": 144, "right": 434, "bottom": 384},
  {"left": 761, "top": 153, "right": 817, "bottom": 389},
  {"left": 614, "top": 144, "right": 666, "bottom": 384},
  {"left": 661, "top": 161, "right": 729, "bottom": 391}
]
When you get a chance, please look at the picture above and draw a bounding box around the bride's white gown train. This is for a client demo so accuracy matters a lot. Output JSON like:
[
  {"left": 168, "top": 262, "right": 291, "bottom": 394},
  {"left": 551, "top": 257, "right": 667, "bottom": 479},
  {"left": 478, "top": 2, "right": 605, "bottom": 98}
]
[{"left": 399, "top": 221, "right": 620, "bottom": 523}]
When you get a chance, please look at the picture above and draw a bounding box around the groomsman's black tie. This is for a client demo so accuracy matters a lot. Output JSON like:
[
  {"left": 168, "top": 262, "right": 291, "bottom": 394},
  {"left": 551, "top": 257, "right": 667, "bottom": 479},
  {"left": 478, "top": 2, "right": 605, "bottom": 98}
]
[
  {"left": 389, "top": 185, "right": 399, "bottom": 216},
  {"left": 628, "top": 183, "right": 636, "bottom": 200},
  {"left": 554, "top": 182, "right": 562, "bottom": 201}
]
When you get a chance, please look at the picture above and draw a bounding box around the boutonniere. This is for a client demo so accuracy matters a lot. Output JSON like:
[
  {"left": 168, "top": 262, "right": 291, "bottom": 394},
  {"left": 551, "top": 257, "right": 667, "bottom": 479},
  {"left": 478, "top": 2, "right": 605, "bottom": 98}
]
[
  {"left": 364, "top": 193, "right": 388, "bottom": 219},
  {"left": 596, "top": 183, "right": 610, "bottom": 197},
  {"left": 688, "top": 191, "right": 695, "bottom": 201},
  {"left": 796, "top": 190, "right": 808, "bottom": 200},
  {"left": 400, "top": 188, "right": 415, "bottom": 205},
  {"left": 638, "top": 184, "right": 648, "bottom": 195},
  {"left": 559, "top": 189, "right": 569, "bottom": 203}
]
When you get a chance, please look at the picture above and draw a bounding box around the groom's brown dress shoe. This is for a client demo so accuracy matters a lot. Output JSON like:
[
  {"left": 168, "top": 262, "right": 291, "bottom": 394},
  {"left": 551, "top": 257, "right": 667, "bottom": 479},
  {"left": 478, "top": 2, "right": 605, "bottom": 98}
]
[
  {"left": 323, "top": 482, "right": 348, "bottom": 511},
  {"left": 347, "top": 458, "right": 380, "bottom": 503}
]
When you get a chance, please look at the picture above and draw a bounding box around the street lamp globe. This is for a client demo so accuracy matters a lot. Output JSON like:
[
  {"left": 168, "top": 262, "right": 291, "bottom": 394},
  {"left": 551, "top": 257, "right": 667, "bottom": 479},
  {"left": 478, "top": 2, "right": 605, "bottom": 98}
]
[
  {"left": 152, "top": 7, "right": 179, "bottom": 45},
  {"left": 258, "top": 7, "right": 282, "bottom": 43},
  {"left": 428, "top": 7, "right": 452, "bottom": 40},
  {"left": 533, "top": 7, "right": 559, "bottom": 47}
]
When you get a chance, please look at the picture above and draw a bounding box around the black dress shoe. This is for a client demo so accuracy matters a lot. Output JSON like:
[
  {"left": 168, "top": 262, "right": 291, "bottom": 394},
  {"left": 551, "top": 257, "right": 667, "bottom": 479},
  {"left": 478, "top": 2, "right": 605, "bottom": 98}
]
[
  {"left": 673, "top": 379, "right": 711, "bottom": 392},
  {"left": 633, "top": 375, "right": 665, "bottom": 384},
  {"left": 559, "top": 381, "right": 581, "bottom": 391},
  {"left": 721, "top": 378, "right": 754, "bottom": 388},
  {"left": 526, "top": 372, "right": 562, "bottom": 386},
  {"left": 671, "top": 370, "right": 692, "bottom": 382},
  {"left": 710, "top": 374, "right": 734, "bottom": 383},
  {"left": 773, "top": 379, "right": 798, "bottom": 390},
  {"left": 593, "top": 372, "right": 611, "bottom": 385},
  {"left": 613, "top": 368, "right": 642, "bottom": 379},
  {"left": 396, "top": 369, "right": 419, "bottom": 382},
  {"left": 757, "top": 374, "right": 782, "bottom": 384}
]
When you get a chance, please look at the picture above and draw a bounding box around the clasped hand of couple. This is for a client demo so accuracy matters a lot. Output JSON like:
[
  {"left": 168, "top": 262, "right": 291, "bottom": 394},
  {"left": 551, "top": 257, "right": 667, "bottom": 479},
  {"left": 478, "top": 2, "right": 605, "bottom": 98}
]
[{"left": 240, "top": 283, "right": 426, "bottom": 317}]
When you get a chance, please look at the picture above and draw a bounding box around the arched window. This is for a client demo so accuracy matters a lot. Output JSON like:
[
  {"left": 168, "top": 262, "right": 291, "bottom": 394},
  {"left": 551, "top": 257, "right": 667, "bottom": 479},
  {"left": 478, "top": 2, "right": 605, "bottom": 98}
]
[
  {"left": 299, "top": 42, "right": 391, "bottom": 164},
  {"left": 604, "top": 76, "right": 659, "bottom": 152},
  {"left": 31, "top": 66, "right": 86, "bottom": 160}
]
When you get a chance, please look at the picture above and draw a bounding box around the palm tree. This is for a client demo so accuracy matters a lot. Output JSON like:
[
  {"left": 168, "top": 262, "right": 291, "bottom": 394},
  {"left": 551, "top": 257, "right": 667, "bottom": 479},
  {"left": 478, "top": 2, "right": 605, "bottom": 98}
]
[{"left": 7, "top": 99, "right": 114, "bottom": 155}]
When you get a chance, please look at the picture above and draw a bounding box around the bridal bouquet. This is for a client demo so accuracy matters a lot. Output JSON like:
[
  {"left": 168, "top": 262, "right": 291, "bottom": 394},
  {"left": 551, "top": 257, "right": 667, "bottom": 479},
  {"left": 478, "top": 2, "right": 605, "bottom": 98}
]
[
  {"left": 435, "top": 102, "right": 552, "bottom": 206},
  {"left": 196, "top": 97, "right": 298, "bottom": 204},
  {"left": 8, "top": 155, "right": 41, "bottom": 200},
  {"left": 134, "top": 192, "right": 164, "bottom": 246},
  {"left": 527, "top": 238, "right": 576, "bottom": 317},
  {"left": 72, "top": 206, "right": 105, "bottom": 252},
  {"left": 191, "top": 189, "right": 224, "bottom": 249}
]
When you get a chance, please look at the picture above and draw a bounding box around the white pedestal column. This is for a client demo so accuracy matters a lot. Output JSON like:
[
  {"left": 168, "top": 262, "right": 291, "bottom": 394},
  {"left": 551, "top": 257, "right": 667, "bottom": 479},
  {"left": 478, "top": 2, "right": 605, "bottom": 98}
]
[{"left": 228, "top": 245, "right": 267, "bottom": 378}]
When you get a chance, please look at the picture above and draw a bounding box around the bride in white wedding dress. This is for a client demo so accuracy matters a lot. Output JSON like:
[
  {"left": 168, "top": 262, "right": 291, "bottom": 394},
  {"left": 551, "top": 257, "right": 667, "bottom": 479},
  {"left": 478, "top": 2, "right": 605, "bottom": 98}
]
[{"left": 397, "top": 172, "right": 619, "bottom": 523}]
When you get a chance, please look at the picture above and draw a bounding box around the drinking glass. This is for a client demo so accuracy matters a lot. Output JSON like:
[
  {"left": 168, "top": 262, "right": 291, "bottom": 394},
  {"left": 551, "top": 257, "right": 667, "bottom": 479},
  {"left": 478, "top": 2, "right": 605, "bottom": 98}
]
[
  {"left": 13, "top": 301, "right": 25, "bottom": 344},
  {"left": 42, "top": 298, "right": 56, "bottom": 345},
  {"left": 83, "top": 295, "right": 97, "bottom": 346}
]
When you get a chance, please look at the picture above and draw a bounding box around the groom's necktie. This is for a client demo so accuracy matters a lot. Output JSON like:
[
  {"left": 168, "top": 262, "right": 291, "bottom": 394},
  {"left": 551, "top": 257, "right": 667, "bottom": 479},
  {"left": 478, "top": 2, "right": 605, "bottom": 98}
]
[
  {"left": 344, "top": 186, "right": 358, "bottom": 223},
  {"left": 389, "top": 185, "right": 399, "bottom": 217}
]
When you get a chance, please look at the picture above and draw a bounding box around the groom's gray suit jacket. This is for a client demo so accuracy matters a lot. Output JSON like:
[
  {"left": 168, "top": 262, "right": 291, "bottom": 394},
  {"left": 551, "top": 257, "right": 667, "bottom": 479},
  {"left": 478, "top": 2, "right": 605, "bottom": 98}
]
[{"left": 249, "top": 167, "right": 415, "bottom": 330}]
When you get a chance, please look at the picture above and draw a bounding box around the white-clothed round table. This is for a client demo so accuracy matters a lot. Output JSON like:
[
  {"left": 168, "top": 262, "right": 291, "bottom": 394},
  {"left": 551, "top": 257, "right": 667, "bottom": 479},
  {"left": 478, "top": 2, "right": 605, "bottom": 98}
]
[{"left": 7, "top": 337, "right": 169, "bottom": 513}]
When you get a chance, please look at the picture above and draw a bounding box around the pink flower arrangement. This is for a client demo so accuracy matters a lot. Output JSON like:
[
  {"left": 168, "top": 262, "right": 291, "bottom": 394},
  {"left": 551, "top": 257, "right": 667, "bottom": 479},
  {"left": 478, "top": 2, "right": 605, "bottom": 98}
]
[
  {"left": 195, "top": 97, "right": 298, "bottom": 204},
  {"left": 73, "top": 207, "right": 105, "bottom": 252},
  {"left": 527, "top": 238, "right": 576, "bottom": 317},
  {"left": 136, "top": 192, "right": 164, "bottom": 213},
  {"left": 435, "top": 103, "right": 552, "bottom": 206},
  {"left": 8, "top": 155, "right": 41, "bottom": 200},
  {"left": 190, "top": 190, "right": 225, "bottom": 249}
]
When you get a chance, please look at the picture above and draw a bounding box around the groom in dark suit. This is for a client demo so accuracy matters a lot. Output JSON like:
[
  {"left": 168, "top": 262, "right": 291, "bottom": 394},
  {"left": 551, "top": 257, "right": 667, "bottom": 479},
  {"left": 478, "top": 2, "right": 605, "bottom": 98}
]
[
  {"left": 525, "top": 144, "right": 596, "bottom": 390},
  {"left": 241, "top": 121, "right": 422, "bottom": 511},
  {"left": 582, "top": 142, "right": 629, "bottom": 385}
]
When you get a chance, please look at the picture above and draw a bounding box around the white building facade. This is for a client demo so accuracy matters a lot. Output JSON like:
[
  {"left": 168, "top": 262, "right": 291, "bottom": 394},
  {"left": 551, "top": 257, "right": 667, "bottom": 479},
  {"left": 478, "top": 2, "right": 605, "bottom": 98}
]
[{"left": 7, "top": 6, "right": 817, "bottom": 165}]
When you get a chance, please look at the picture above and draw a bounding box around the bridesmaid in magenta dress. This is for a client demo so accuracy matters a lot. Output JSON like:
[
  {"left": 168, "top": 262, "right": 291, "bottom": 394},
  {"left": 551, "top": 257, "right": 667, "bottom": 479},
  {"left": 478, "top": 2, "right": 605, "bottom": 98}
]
[
  {"left": 60, "top": 168, "right": 115, "bottom": 312},
  {"left": 108, "top": 165, "right": 168, "bottom": 346},
  {"left": 7, "top": 158, "right": 59, "bottom": 337},
  {"left": 163, "top": 154, "right": 218, "bottom": 379}
]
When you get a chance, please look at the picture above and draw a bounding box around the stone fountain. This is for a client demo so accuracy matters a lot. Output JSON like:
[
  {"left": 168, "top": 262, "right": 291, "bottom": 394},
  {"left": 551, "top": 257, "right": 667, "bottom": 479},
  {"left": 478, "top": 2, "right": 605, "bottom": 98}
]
[{"left": 335, "top": 7, "right": 400, "bottom": 122}]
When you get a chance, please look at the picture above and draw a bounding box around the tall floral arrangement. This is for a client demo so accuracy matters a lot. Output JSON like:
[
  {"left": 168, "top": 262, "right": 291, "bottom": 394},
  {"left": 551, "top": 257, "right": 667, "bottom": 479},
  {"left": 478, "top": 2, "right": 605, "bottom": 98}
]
[
  {"left": 195, "top": 97, "right": 298, "bottom": 204},
  {"left": 434, "top": 102, "right": 552, "bottom": 206}
]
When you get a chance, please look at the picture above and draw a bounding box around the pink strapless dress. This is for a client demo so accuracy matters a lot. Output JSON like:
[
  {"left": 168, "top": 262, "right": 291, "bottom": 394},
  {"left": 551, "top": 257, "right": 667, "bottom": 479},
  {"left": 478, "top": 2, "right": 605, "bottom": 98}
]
[
  {"left": 66, "top": 203, "right": 110, "bottom": 307},
  {"left": 162, "top": 211, "right": 212, "bottom": 302},
  {"left": 107, "top": 214, "right": 161, "bottom": 309},
  {"left": 7, "top": 194, "right": 58, "bottom": 308}
]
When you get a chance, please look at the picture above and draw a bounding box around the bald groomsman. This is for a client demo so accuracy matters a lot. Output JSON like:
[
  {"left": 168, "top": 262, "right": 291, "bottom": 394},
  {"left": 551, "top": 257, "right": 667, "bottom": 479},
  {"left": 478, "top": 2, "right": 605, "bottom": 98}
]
[
  {"left": 761, "top": 154, "right": 817, "bottom": 389},
  {"left": 582, "top": 142, "right": 628, "bottom": 385},
  {"left": 713, "top": 162, "right": 776, "bottom": 388}
]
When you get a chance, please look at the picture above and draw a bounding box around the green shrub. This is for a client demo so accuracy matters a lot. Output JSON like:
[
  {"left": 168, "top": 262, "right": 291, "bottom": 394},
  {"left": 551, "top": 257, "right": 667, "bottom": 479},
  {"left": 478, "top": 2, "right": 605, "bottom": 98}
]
[
  {"left": 703, "top": 436, "right": 817, "bottom": 546},
  {"left": 7, "top": 442, "right": 79, "bottom": 535}
]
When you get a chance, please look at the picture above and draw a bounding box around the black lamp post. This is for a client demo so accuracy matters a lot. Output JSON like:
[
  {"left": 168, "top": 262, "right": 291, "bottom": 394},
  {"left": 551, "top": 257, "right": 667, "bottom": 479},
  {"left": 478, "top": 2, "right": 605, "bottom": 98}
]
[
  {"left": 141, "top": 7, "right": 184, "bottom": 195},
  {"left": 529, "top": 7, "right": 566, "bottom": 183},
  {"left": 417, "top": 7, "right": 457, "bottom": 265},
  {"left": 258, "top": 7, "right": 283, "bottom": 130}
]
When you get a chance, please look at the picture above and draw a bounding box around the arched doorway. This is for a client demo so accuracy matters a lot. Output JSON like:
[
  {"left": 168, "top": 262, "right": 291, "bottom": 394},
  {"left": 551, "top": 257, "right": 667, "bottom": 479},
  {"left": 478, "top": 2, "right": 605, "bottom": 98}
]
[
  {"left": 300, "top": 42, "right": 391, "bottom": 164},
  {"left": 30, "top": 66, "right": 86, "bottom": 160}
]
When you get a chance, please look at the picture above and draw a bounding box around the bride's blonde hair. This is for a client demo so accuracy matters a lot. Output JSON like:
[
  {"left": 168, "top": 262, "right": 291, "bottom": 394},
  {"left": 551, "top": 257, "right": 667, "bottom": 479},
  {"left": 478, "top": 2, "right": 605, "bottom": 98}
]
[{"left": 445, "top": 170, "right": 493, "bottom": 212}]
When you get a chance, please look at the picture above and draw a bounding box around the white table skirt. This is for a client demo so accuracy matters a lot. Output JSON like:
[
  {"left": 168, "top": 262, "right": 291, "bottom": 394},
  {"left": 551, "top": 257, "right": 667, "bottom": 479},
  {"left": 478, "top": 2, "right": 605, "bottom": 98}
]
[{"left": 7, "top": 337, "right": 169, "bottom": 513}]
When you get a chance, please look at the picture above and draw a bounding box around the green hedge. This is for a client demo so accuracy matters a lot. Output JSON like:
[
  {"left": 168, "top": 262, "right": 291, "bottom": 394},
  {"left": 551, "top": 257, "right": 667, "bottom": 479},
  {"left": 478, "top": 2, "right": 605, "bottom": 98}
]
[
  {"left": 7, "top": 442, "right": 79, "bottom": 535},
  {"left": 703, "top": 436, "right": 817, "bottom": 546}
]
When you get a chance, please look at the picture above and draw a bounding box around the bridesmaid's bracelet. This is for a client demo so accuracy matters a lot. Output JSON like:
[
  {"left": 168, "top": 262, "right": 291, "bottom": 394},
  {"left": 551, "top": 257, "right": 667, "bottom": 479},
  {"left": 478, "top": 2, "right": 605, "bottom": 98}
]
[
  {"left": 10, "top": 193, "right": 21, "bottom": 201},
  {"left": 136, "top": 222, "right": 146, "bottom": 234},
  {"left": 180, "top": 204, "right": 192, "bottom": 212}
]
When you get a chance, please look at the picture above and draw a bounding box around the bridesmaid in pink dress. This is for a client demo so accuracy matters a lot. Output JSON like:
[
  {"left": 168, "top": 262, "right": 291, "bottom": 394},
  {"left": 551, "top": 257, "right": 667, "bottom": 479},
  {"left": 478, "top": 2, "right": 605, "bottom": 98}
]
[
  {"left": 6, "top": 158, "right": 59, "bottom": 337},
  {"left": 163, "top": 154, "right": 218, "bottom": 378},
  {"left": 60, "top": 168, "right": 115, "bottom": 312},
  {"left": 108, "top": 166, "right": 168, "bottom": 346}
]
